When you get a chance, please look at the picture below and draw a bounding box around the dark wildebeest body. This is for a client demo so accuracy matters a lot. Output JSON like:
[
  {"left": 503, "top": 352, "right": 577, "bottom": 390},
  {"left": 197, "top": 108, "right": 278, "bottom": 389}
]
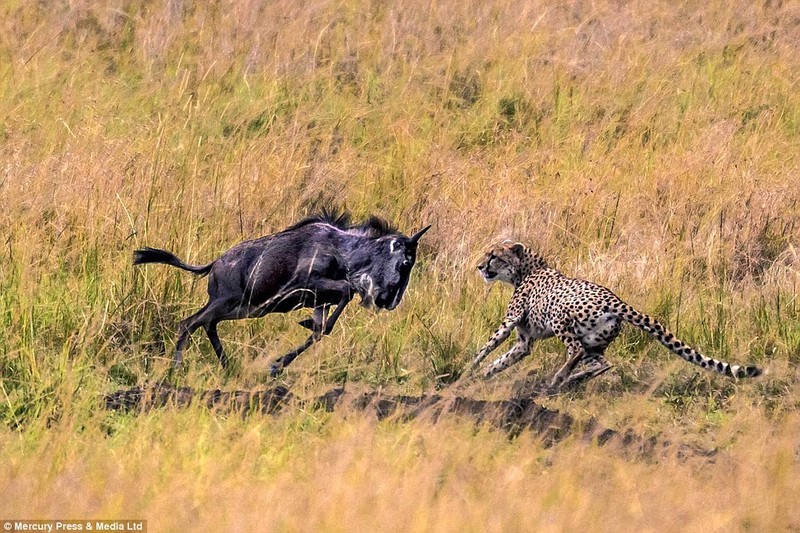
[{"left": 134, "top": 212, "right": 430, "bottom": 375}]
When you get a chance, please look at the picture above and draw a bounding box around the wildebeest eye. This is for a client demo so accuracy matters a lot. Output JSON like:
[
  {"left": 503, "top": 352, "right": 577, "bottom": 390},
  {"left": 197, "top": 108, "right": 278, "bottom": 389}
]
[{"left": 389, "top": 238, "right": 404, "bottom": 254}]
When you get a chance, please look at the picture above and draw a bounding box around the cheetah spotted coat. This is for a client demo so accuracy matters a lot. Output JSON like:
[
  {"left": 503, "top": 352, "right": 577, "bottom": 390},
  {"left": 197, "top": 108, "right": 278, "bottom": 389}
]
[{"left": 473, "top": 242, "right": 762, "bottom": 387}]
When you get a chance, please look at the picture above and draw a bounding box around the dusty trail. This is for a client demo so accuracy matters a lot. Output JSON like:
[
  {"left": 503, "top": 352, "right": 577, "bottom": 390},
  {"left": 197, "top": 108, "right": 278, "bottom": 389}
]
[{"left": 104, "top": 383, "right": 716, "bottom": 462}]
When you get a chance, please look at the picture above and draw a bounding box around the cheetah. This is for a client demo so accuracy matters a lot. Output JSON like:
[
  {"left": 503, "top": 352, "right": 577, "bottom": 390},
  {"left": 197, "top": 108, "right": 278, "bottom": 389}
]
[{"left": 472, "top": 242, "right": 762, "bottom": 389}]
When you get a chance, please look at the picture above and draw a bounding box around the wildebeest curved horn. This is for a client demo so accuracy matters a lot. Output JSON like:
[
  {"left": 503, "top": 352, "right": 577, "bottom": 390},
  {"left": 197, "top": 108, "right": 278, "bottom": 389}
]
[{"left": 409, "top": 225, "right": 432, "bottom": 243}]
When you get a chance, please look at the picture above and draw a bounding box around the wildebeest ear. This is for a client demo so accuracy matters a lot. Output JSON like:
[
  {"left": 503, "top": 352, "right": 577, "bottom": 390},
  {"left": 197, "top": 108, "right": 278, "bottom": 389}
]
[
  {"left": 510, "top": 243, "right": 525, "bottom": 257},
  {"left": 409, "top": 225, "right": 432, "bottom": 244}
]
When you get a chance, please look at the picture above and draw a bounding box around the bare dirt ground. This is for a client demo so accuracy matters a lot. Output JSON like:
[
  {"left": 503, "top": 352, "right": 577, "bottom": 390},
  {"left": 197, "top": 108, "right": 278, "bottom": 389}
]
[{"left": 105, "top": 383, "right": 717, "bottom": 462}]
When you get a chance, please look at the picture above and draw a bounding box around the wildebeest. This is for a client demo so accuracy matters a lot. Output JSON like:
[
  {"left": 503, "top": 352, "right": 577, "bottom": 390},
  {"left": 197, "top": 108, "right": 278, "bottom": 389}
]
[{"left": 134, "top": 211, "right": 430, "bottom": 376}]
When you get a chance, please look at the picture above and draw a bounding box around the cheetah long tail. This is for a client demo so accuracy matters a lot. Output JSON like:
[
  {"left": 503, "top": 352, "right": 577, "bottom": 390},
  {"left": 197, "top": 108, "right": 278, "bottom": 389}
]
[{"left": 617, "top": 304, "right": 761, "bottom": 379}]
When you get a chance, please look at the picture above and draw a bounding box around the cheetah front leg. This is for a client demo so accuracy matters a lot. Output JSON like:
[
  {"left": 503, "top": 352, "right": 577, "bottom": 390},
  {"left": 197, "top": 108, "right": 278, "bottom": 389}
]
[
  {"left": 483, "top": 335, "right": 533, "bottom": 379},
  {"left": 471, "top": 317, "right": 519, "bottom": 370}
]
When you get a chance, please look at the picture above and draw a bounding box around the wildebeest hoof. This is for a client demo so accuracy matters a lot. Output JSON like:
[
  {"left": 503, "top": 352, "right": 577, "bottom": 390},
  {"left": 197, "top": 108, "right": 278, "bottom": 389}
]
[
  {"left": 270, "top": 362, "right": 284, "bottom": 378},
  {"left": 297, "top": 318, "right": 315, "bottom": 330}
]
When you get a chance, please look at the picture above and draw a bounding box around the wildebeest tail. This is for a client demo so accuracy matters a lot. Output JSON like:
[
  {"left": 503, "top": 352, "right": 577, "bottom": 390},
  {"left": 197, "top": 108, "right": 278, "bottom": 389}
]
[{"left": 133, "top": 247, "right": 214, "bottom": 276}]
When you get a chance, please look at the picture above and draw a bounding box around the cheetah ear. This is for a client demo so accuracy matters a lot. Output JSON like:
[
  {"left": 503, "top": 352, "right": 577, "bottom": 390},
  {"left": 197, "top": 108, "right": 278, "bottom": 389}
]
[{"left": 510, "top": 243, "right": 526, "bottom": 257}]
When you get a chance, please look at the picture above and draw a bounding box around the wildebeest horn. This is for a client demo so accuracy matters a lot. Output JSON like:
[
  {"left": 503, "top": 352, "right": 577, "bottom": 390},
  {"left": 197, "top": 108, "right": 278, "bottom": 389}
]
[{"left": 409, "top": 225, "right": 432, "bottom": 243}]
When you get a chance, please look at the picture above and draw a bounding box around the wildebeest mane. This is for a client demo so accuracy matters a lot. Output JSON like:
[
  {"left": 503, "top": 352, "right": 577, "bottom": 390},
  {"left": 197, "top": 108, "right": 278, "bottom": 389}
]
[
  {"left": 285, "top": 208, "right": 352, "bottom": 231},
  {"left": 356, "top": 215, "right": 398, "bottom": 237},
  {"left": 286, "top": 209, "right": 398, "bottom": 238}
]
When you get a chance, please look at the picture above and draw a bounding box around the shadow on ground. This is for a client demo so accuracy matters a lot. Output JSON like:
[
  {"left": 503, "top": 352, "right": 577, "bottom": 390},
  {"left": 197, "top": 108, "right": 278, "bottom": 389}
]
[{"left": 104, "top": 381, "right": 717, "bottom": 463}]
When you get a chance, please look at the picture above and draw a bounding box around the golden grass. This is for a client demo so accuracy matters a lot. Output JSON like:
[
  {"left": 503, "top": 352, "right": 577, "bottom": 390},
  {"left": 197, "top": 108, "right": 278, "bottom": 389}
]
[
  {"left": 1, "top": 0, "right": 800, "bottom": 530},
  {"left": 3, "top": 406, "right": 800, "bottom": 531}
]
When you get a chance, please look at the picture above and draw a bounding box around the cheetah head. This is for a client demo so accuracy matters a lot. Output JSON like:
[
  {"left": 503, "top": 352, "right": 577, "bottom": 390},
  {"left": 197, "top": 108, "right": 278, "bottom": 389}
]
[{"left": 476, "top": 242, "right": 527, "bottom": 285}]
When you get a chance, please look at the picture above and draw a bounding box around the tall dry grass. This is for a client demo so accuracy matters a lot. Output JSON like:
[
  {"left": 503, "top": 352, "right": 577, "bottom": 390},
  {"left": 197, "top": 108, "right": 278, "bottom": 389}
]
[
  {"left": 1, "top": 0, "right": 799, "bottom": 530},
  {"left": 3, "top": 405, "right": 799, "bottom": 531}
]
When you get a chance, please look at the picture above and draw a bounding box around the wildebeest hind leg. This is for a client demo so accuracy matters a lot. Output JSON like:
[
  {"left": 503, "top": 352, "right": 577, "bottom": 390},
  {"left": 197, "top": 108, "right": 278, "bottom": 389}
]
[
  {"left": 174, "top": 300, "right": 234, "bottom": 367},
  {"left": 204, "top": 321, "right": 228, "bottom": 368}
]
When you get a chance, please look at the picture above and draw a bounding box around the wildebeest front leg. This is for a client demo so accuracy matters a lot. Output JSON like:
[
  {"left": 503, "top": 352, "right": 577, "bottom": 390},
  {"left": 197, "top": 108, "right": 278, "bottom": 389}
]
[
  {"left": 270, "top": 292, "right": 353, "bottom": 377},
  {"left": 297, "top": 304, "right": 331, "bottom": 331}
]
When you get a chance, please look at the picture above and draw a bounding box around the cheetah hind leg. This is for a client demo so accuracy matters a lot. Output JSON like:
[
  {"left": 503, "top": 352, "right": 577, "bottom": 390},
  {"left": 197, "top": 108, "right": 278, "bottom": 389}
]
[
  {"left": 560, "top": 354, "right": 612, "bottom": 389},
  {"left": 549, "top": 329, "right": 588, "bottom": 389}
]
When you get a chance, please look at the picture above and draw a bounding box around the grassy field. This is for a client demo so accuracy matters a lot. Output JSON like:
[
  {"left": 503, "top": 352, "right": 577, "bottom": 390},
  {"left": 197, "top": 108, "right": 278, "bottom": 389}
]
[{"left": 2, "top": 0, "right": 800, "bottom": 530}]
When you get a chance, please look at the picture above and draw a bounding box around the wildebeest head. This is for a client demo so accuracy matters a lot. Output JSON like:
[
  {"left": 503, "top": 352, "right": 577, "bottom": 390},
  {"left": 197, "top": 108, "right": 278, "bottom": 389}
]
[{"left": 348, "top": 224, "right": 431, "bottom": 310}]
